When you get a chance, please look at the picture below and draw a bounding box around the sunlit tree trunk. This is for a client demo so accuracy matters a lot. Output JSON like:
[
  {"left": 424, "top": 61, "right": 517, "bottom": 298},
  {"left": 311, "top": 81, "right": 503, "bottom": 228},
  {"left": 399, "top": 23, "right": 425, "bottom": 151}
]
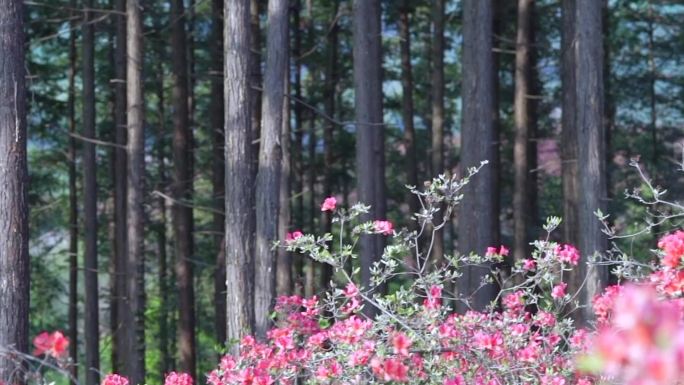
[
  {"left": 255, "top": 0, "right": 288, "bottom": 338},
  {"left": 0, "top": 0, "right": 29, "bottom": 381},
  {"left": 225, "top": 0, "right": 256, "bottom": 355},
  {"left": 124, "top": 1, "right": 145, "bottom": 382}
]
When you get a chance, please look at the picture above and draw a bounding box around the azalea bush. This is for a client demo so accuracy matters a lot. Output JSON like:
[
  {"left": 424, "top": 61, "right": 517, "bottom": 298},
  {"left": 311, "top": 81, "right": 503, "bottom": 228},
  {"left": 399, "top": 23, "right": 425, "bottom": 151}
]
[
  {"left": 207, "top": 166, "right": 597, "bottom": 385},
  {"left": 7, "top": 165, "right": 684, "bottom": 385}
]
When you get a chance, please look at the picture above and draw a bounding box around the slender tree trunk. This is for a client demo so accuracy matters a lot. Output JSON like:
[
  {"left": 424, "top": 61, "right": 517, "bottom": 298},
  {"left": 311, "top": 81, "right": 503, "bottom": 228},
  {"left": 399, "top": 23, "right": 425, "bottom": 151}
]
[
  {"left": 304, "top": 112, "right": 316, "bottom": 298},
  {"left": 561, "top": 0, "right": 579, "bottom": 249},
  {"left": 292, "top": 2, "right": 304, "bottom": 295},
  {"left": 0, "top": 1, "right": 29, "bottom": 381},
  {"left": 225, "top": 0, "right": 256, "bottom": 355},
  {"left": 82, "top": 1, "right": 100, "bottom": 382},
  {"left": 513, "top": 0, "right": 534, "bottom": 265},
  {"left": 111, "top": 0, "right": 127, "bottom": 374},
  {"left": 210, "top": 0, "right": 227, "bottom": 347},
  {"left": 277, "top": 60, "right": 292, "bottom": 296},
  {"left": 123, "top": 1, "right": 145, "bottom": 382},
  {"left": 458, "top": 0, "right": 497, "bottom": 312},
  {"left": 170, "top": 0, "right": 196, "bottom": 377},
  {"left": 430, "top": 0, "right": 445, "bottom": 264},
  {"left": 353, "top": 0, "right": 386, "bottom": 312},
  {"left": 250, "top": 0, "right": 262, "bottom": 179},
  {"left": 398, "top": 0, "right": 418, "bottom": 236},
  {"left": 320, "top": 1, "right": 339, "bottom": 290},
  {"left": 575, "top": 0, "right": 608, "bottom": 324},
  {"left": 154, "top": 42, "right": 173, "bottom": 372},
  {"left": 561, "top": 0, "right": 582, "bottom": 315},
  {"left": 255, "top": 0, "right": 288, "bottom": 338},
  {"left": 67, "top": 3, "right": 79, "bottom": 381}
]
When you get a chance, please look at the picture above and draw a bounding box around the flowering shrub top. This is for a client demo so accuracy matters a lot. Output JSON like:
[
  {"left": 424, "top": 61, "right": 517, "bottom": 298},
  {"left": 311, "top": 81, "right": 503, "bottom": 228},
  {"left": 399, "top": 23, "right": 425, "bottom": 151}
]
[{"left": 208, "top": 168, "right": 597, "bottom": 385}]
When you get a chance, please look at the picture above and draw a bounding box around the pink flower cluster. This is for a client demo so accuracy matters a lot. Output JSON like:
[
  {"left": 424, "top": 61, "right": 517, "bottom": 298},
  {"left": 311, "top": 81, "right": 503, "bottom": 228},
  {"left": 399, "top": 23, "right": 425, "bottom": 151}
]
[
  {"left": 587, "top": 285, "right": 684, "bottom": 385},
  {"left": 207, "top": 288, "right": 590, "bottom": 385},
  {"left": 658, "top": 230, "right": 684, "bottom": 269},
  {"left": 101, "top": 374, "right": 129, "bottom": 385},
  {"left": 32, "top": 330, "right": 69, "bottom": 359},
  {"left": 165, "top": 371, "right": 194, "bottom": 385}
]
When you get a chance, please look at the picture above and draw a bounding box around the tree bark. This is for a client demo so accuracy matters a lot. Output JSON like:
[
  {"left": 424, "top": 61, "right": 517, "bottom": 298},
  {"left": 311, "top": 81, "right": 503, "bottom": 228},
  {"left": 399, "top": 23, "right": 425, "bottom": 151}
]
[
  {"left": 67, "top": 2, "right": 79, "bottom": 381},
  {"left": 430, "top": 0, "right": 445, "bottom": 263},
  {"left": 513, "top": 0, "right": 534, "bottom": 265},
  {"left": 561, "top": 0, "right": 579, "bottom": 249},
  {"left": 353, "top": 0, "right": 386, "bottom": 312},
  {"left": 458, "top": 0, "right": 497, "bottom": 312},
  {"left": 82, "top": 1, "right": 101, "bottom": 382},
  {"left": 225, "top": 0, "right": 256, "bottom": 355},
  {"left": 210, "top": 0, "right": 227, "bottom": 347},
  {"left": 123, "top": 1, "right": 145, "bottom": 383},
  {"left": 111, "top": 0, "right": 128, "bottom": 373},
  {"left": 292, "top": 1, "right": 304, "bottom": 295},
  {"left": 0, "top": 1, "right": 29, "bottom": 381},
  {"left": 277, "top": 61, "right": 292, "bottom": 296},
  {"left": 399, "top": 0, "right": 418, "bottom": 237},
  {"left": 170, "top": 0, "right": 196, "bottom": 376},
  {"left": 255, "top": 0, "right": 288, "bottom": 339},
  {"left": 575, "top": 0, "right": 608, "bottom": 324},
  {"left": 320, "top": 1, "right": 339, "bottom": 290},
  {"left": 250, "top": 0, "right": 262, "bottom": 180},
  {"left": 155, "top": 50, "right": 172, "bottom": 374}
]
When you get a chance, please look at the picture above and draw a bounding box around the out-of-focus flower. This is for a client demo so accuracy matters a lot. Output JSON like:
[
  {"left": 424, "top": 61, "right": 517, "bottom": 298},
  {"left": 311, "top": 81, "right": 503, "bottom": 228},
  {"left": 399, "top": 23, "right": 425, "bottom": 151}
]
[
  {"left": 373, "top": 220, "right": 393, "bottom": 235},
  {"left": 555, "top": 244, "right": 580, "bottom": 265},
  {"left": 164, "top": 372, "right": 193, "bottom": 385},
  {"left": 285, "top": 230, "right": 303, "bottom": 242},
  {"left": 33, "top": 331, "right": 69, "bottom": 359},
  {"left": 321, "top": 196, "right": 337, "bottom": 212},
  {"left": 102, "top": 374, "right": 129, "bottom": 385}
]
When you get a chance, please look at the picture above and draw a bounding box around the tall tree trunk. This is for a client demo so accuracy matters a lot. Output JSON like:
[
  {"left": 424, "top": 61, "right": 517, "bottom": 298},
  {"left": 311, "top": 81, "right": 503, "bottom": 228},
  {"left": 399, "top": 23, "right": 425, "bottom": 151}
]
[
  {"left": 575, "top": 0, "right": 608, "bottom": 324},
  {"left": 305, "top": 113, "right": 315, "bottom": 298},
  {"left": 353, "top": 0, "right": 386, "bottom": 312},
  {"left": 225, "top": 0, "right": 256, "bottom": 355},
  {"left": 561, "top": 0, "right": 579, "bottom": 250},
  {"left": 458, "top": 0, "right": 497, "bottom": 312},
  {"left": 398, "top": 0, "right": 418, "bottom": 237},
  {"left": 292, "top": 2, "right": 304, "bottom": 295},
  {"left": 210, "top": 0, "right": 227, "bottom": 347},
  {"left": 430, "top": 0, "right": 445, "bottom": 264},
  {"left": 170, "top": 0, "right": 196, "bottom": 377},
  {"left": 123, "top": 1, "right": 145, "bottom": 382},
  {"left": 255, "top": 0, "right": 288, "bottom": 339},
  {"left": 513, "top": 0, "right": 534, "bottom": 265},
  {"left": 67, "top": 2, "right": 79, "bottom": 381},
  {"left": 277, "top": 61, "right": 292, "bottom": 296},
  {"left": 155, "top": 53, "right": 172, "bottom": 374},
  {"left": 111, "top": 0, "right": 127, "bottom": 374},
  {"left": 0, "top": 1, "right": 29, "bottom": 381},
  {"left": 82, "top": 1, "right": 100, "bottom": 382},
  {"left": 320, "top": 1, "right": 339, "bottom": 289},
  {"left": 250, "top": 0, "right": 262, "bottom": 179}
]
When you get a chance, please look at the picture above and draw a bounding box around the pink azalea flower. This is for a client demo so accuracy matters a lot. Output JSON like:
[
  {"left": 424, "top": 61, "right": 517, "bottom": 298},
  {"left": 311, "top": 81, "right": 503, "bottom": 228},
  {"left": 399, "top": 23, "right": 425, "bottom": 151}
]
[
  {"left": 164, "top": 372, "right": 193, "bottom": 385},
  {"left": 391, "top": 332, "right": 412, "bottom": 356},
  {"left": 321, "top": 196, "right": 337, "bottom": 212},
  {"left": 523, "top": 259, "right": 537, "bottom": 271},
  {"left": 102, "top": 374, "right": 129, "bottom": 385},
  {"left": 285, "top": 230, "right": 303, "bottom": 242},
  {"left": 552, "top": 282, "right": 567, "bottom": 299},
  {"left": 373, "top": 220, "right": 393, "bottom": 235},
  {"left": 555, "top": 244, "right": 580, "bottom": 265}
]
